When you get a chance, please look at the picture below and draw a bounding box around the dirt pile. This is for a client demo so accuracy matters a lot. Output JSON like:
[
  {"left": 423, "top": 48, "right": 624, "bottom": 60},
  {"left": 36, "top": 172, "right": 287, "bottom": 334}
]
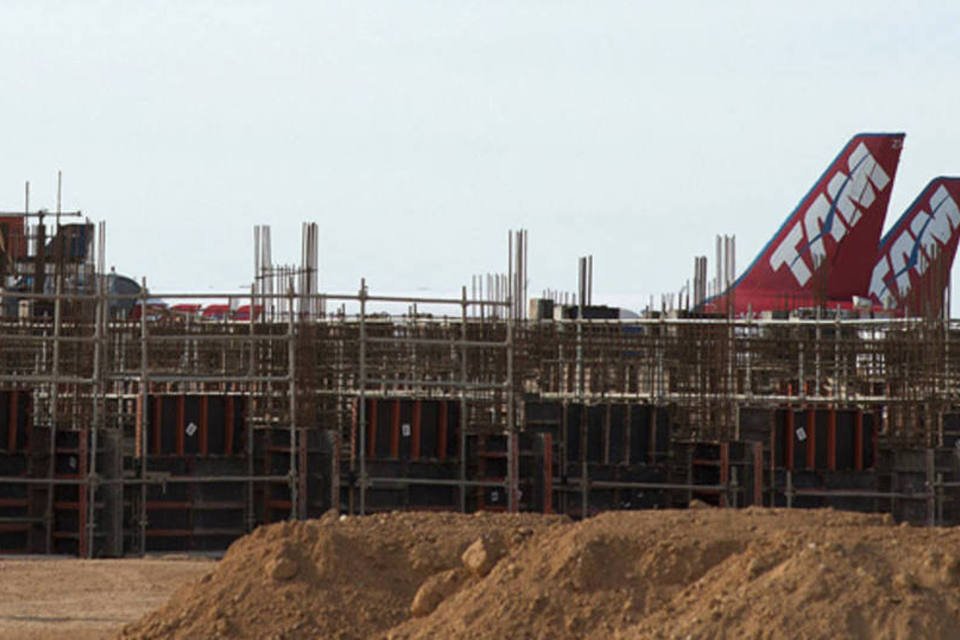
[
  {"left": 120, "top": 508, "right": 960, "bottom": 640},
  {"left": 117, "top": 511, "right": 564, "bottom": 640}
]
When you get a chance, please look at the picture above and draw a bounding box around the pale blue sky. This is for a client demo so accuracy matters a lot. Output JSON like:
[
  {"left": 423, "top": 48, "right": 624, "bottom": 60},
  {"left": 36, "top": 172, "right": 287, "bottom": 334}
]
[{"left": 2, "top": 2, "right": 959, "bottom": 310}]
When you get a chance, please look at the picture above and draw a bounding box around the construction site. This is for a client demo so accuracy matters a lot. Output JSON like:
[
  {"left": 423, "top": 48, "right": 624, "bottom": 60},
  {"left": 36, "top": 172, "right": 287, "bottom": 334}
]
[{"left": 1, "top": 201, "right": 959, "bottom": 565}]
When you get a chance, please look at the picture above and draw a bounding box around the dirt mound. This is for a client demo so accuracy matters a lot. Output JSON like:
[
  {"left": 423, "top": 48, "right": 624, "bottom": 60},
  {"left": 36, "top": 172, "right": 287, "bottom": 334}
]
[
  {"left": 120, "top": 508, "right": 960, "bottom": 640},
  {"left": 117, "top": 511, "right": 565, "bottom": 640}
]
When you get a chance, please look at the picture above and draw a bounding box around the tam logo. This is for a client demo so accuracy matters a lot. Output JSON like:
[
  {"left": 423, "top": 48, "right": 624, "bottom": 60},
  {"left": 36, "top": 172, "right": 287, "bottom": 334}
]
[
  {"left": 769, "top": 143, "right": 891, "bottom": 286},
  {"left": 870, "top": 185, "right": 960, "bottom": 303}
]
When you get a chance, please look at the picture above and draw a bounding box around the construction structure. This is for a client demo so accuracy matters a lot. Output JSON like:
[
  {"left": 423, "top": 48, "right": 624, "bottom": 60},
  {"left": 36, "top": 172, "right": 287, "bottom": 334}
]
[{"left": 1, "top": 209, "right": 960, "bottom": 558}]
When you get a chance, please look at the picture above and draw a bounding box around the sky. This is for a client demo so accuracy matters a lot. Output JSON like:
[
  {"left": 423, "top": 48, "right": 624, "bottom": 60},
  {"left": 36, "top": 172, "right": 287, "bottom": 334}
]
[{"left": 2, "top": 1, "right": 960, "bottom": 312}]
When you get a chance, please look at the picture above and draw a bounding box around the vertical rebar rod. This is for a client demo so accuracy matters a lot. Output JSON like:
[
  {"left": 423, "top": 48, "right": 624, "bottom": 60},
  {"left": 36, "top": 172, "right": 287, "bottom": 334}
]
[
  {"left": 459, "top": 286, "right": 468, "bottom": 512},
  {"left": 287, "top": 282, "right": 298, "bottom": 519},
  {"left": 506, "top": 304, "right": 516, "bottom": 512},
  {"left": 358, "top": 279, "right": 367, "bottom": 515},
  {"left": 246, "top": 284, "right": 256, "bottom": 531},
  {"left": 86, "top": 252, "right": 104, "bottom": 558},
  {"left": 44, "top": 269, "right": 63, "bottom": 553},
  {"left": 138, "top": 278, "right": 149, "bottom": 554},
  {"left": 577, "top": 287, "right": 587, "bottom": 518}
]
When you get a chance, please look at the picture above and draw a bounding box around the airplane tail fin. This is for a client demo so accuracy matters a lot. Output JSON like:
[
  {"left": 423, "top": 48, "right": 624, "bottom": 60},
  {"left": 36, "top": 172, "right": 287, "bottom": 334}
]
[
  {"left": 709, "top": 132, "right": 904, "bottom": 314},
  {"left": 869, "top": 177, "right": 960, "bottom": 316}
]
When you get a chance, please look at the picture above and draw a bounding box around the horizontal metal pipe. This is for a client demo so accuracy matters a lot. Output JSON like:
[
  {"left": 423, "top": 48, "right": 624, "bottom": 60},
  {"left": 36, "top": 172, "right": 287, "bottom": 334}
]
[
  {"left": 364, "top": 378, "right": 508, "bottom": 390},
  {"left": 146, "top": 333, "right": 289, "bottom": 343},
  {"left": 364, "top": 336, "right": 508, "bottom": 348},
  {"left": 0, "top": 375, "right": 93, "bottom": 384},
  {"left": 109, "top": 374, "right": 292, "bottom": 384},
  {"left": 789, "top": 489, "right": 931, "bottom": 500},
  {"left": 364, "top": 477, "right": 507, "bottom": 488},
  {"left": 567, "top": 479, "right": 726, "bottom": 492},
  {"left": 0, "top": 475, "right": 291, "bottom": 486}
]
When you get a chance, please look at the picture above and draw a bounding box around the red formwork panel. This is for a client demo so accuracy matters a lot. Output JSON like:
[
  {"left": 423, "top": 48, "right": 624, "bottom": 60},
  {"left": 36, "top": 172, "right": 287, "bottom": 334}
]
[
  {"left": 775, "top": 407, "right": 874, "bottom": 471},
  {"left": 145, "top": 395, "right": 245, "bottom": 457},
  {"left": 355, "top": 398, "right": 459, "bottom": 462},
  {"left": 0, "top": 390, "right": 31, "bottom": 554},
  {"left": 0, "top": 390, "right": 30, "bottom": 454}
]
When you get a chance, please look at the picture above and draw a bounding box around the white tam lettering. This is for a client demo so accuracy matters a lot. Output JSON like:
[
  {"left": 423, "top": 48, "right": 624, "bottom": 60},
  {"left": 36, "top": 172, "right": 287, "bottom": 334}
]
[
  {"left": 769, "top": 223, "right": 811, "bottom": 285},
  {"left": 869, "top": 256, "right": 891, "bottom": 303},
  {"left": 803, "top": 194, "right": 834, "bottom": 266},
  {"left": 827, "top": 143, "right": 891, "bottom": 228},
  {"left": 827, "top": 172, "right": 860, "bottom": 226},
  {"left": 910, "top": 212, "right": 932, "bottom": 275},
  {"left": 889, "top": 231, "right": 916, "bottom": 297},
  {"left": 925, "top": 185, "right": 960, "bottom": 245},
  {"left": 769, "top": 140, "right": 893, "bottom": 288}
]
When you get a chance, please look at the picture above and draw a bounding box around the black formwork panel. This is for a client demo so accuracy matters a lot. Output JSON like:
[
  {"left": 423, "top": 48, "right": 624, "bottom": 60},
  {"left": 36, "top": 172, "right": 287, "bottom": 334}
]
[
  {"left": 206, "top": 398, "right": 226, "bottom": 455},
  {"left": 142, "top": 458, "right": 192, "bottom": 552},
  {"left": 191, "top": 458, "right": 247, "bottom": 552},
  {"left": 944, "top": 413, "right": 960, "bottom": 450},
  {"left": 581, "top": 464, "right": 671, "bottom": 511},
  {"left": 739, "top": 407, "right": 773, "bottom": 444},
  {"left": 398, "top": 401, "right": 414, "bottom": 459},
  {"left": 775, "top": 470, "right": 824, "bottom": 508},
  {"left": 836, "top": 411, "right": 855, "bottom": 470},
  {"left": 420, "top": 402, "right": 440, "bottom": 459},
  {"left": 790, "top": 410, "right": 808, "bottom": 469},
  {"left": 158, "top": 398, "right": 178, "bottom": 455},
  {"left": 608, "top": 404, "right": 627, "bottom": 464},
  {"left": 525, "top": 400, "right": 562, "bottom": 427},
  {"left": 651, "top": 407, "right": 671, "bottom": 462},
  {"left": 628, "top": 405, "right": 651, "bottom": 464},
  {"left": 565, "top": 404, "right": 583, "bottom": 464},
  {"left": 563, "top": 402, "right": 670, "bottom": 467},
  {"left": 0, "top": 453, "right": 28, "bottom": 553},
  {"left": 345, "top": 457, "right": 459, "bottom": 512},
  {"left": 183, "top": 397, "right": 201, "bottom": 456},
  {"left": 143, "top": 457, "right": 249, "bottom": 553},
  {"left": 586, "top": 406, "right": 604, "bottom": 463},
  {"left": 862, "top": 413, "right": 876, "bottom": 469},
  {"left": 814, "top": 411, "right": 828, "bottom": 470},
  {"left": 374, "top": 400, "right": 393, "bottom": 459},
  {"left": 407, "top": 463, "right": 458, "bottom": 509},
  {"left": 821, "top": 471, "right": 880, "bottom": 513}
]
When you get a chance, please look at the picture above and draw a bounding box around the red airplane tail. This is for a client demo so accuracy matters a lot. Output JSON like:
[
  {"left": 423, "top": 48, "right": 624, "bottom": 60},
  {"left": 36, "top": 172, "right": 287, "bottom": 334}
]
[
  {"left": 869, "top": 177, "right": 960, "bottom": 316},
  {"left": 706, "top": 133, "right": 904, "bottom": 315}
]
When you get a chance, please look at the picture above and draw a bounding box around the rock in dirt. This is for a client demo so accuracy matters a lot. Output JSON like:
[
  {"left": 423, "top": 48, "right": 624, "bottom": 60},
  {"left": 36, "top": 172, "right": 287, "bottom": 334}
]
[
  {"left": 461, "top": 533, "right": 506, "bottom": 577},
  {"left": 410, "top": 568, "right": 469, "bottom": 617},
  {"left": 266, "top": 555, "right": 298, "bottom": 581}
]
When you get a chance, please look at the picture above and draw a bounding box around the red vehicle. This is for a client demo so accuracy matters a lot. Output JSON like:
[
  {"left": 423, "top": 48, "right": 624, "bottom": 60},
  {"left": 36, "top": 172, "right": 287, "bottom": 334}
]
[
  {"left": 232, "top": 304, "right": 264, "bottom": 321},
  {"left": 201, "top": 304, "right": 231, "bottom": 321},
  {"left": 170, "top": 303, "right": 203, "bottom": 318}
]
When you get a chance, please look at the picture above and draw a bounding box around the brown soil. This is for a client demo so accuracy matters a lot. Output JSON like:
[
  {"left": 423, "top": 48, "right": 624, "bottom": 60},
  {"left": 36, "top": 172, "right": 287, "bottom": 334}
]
[
  {"left": 0, "top": 556, "right": 211, "bottom": 640},
  {"left": 120, "top": 508, "right": 960, "bottom": 640}
]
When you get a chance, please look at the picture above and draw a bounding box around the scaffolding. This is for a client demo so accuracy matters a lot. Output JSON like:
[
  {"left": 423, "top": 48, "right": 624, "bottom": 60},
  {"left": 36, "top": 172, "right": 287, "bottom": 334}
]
[{"left": 3, "top": 221, "right": 960, "bottom": 557}]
